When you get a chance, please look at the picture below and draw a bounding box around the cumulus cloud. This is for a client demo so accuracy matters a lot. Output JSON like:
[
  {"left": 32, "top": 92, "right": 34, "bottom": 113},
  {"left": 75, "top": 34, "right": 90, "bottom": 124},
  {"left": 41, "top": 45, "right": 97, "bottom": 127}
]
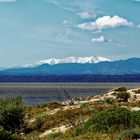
[
  {"left": 78, "top": 15, "right": 133, "bottom": 30},
  {"left": 0, "top": 0, "right": 16, "bottom": 2},
  {"left": 77, "top": 11, "right": 96, "bottom": 19}
]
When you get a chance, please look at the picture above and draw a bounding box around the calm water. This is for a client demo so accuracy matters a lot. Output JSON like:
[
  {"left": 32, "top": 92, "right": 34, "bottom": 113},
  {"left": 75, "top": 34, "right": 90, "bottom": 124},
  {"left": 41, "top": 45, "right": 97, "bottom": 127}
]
[{"left": 0, "top": 83, "right": 140, "bottom": 106}]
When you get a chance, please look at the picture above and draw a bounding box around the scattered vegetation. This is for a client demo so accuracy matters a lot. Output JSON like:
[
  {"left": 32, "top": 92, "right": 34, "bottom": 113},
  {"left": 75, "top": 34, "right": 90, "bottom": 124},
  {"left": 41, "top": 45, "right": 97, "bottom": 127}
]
[
  {"left": 41, "top": 107, "right": 93, "bottom": 131},
  {"left": 37, "top": 102, "right": 64, "bottom": 109},
  {"left": 1, "top": 87, "right": 140, "bottom": 140}
]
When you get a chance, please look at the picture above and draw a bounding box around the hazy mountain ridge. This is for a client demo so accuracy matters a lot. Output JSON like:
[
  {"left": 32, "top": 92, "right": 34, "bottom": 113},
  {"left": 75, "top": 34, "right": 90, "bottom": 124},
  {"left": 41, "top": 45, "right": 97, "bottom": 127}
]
[{"left": 1, "top": 58, "right": 140, "bottom": 75}]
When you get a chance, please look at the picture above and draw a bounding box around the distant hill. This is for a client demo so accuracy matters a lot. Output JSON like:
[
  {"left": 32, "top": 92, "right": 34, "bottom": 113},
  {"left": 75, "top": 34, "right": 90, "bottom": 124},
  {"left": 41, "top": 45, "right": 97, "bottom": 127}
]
[
  {"left": 0, "top": 75, "right": 140, "bottom": 82},
  {"left": 1, "top": 58, "right": 140, "bottom": 75}
]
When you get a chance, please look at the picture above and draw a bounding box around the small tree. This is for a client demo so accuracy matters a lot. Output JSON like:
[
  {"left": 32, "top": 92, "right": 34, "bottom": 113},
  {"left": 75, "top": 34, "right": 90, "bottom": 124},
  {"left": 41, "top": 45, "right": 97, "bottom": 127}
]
[{"left": 0, "top": 96, "right": 25, "bottom": 133}]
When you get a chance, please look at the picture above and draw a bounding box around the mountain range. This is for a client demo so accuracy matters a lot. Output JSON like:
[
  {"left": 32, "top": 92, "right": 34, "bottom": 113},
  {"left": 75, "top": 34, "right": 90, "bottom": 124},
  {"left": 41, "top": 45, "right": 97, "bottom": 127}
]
[
  {"left": 23, "top": 56, "right": 111, "bottom": 67},
  {"left": 1, "top": 57, "right": 140, "bottom": 75}
]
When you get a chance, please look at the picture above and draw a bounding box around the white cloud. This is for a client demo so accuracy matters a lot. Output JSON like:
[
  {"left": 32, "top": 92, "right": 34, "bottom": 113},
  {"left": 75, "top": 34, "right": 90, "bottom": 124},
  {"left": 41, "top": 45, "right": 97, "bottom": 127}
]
[
  {"left": 0, "top": 0, "right": 16, "bottom": 2},
  {"left": 78, "top": 15, "right": 133, "bottom": 30},
  {"left": 77, "top": 11, "right": 96, "bottom": 19},
  {"left": 91, "top": 35, "right": 112, "bottom": 43},
  {"left": 91, "top": 36, "right": 105, "bottom": 43}
]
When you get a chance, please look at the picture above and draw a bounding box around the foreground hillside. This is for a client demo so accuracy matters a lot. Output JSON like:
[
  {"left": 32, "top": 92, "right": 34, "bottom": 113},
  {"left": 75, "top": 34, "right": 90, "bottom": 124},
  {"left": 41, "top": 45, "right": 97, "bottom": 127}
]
[{"left": 1, "top": 87, "right": 140, "bottom": 139}]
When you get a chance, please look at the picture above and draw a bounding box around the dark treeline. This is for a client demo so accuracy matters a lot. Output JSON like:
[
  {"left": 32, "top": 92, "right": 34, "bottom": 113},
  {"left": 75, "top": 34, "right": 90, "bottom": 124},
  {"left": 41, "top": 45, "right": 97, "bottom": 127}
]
[{"left": 0, "top": 74, "right": 140, "bottom": 82}]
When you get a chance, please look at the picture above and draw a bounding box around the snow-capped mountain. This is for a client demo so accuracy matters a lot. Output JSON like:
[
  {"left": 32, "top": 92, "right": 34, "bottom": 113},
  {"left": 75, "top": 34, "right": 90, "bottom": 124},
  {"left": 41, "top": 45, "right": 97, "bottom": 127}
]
[
  {"left": 24, "top": 56, "right": 111, "bottom": 67},
  {"left": 1, "top": 58, "right": 140, "bottom": 82}
]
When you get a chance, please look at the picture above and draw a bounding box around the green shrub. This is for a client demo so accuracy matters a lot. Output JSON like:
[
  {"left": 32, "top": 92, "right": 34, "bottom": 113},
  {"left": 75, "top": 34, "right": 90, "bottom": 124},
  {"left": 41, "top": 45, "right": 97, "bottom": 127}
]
[
  {"left": 118, "top": 129, "right": 140, "bottom": 140},
  {"left": 32, "top": 112, "right": 48, "bottom": 131},
  {"left": 0, "top": 128, "right": 22, "bottom": 140},
  {"left": 116, "top": 92, "right": 130, "bottom": 102},
  {"left": 114, "top": 87, "right": 127, "bottom": 92},
  {"left": 71, "top": 126, "right": 86, "bottom": 137},
  {"left": 11, "top": 133, "right": 23, "bottom": 140},
  {"left": 85, "top": 108, "right": 131, "bottom": 133},
  {"left": 131, "top": 111, "right": 140, "bottom": 127},
  {"left": 48, "top": 132, "right": 62, "bottom": 139},
  {"left": 0, "top": 129, "right": 12, "bottom": 140},
  {"left": 124, "top": 130, "right": 135, "bottom": 139},
  {"left": 105, "top": 98, "right": 114, "bottom": 104},
  {"left": 0, "top": 96, "right": 25, "bottom": 133}
]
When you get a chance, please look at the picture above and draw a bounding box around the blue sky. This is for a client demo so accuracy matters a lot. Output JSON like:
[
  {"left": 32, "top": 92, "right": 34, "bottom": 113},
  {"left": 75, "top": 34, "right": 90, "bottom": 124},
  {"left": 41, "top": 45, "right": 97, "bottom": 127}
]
[{"left": 0, "top": 0, "right": 140, "bottom": 67}]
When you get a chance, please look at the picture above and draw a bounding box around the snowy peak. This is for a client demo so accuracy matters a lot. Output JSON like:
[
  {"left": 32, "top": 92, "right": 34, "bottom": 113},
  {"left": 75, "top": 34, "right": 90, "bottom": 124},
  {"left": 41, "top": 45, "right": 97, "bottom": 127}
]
[
  {"left": 24, "top": 56, "right": 111, "bottom": 67},
  {"left": 37, "top": 56, "right": 111, "bottom": 65}
]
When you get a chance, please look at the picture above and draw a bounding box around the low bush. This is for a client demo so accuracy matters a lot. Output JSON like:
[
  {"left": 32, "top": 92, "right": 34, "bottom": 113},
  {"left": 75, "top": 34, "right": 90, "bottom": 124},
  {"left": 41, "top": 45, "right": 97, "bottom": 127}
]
[
  {"left": 0, "top": 129, "right": 12, "bottom": 140},
  {"left": 26, "top": 107, "right": 46, "bottom": 119},
  {"left": 113, "top": 87, "right": 127, "bottom": 92},
  {"left": 32, "top": 113, "right": 48, "bottom": 131},
  {"left": 85, "top": 108, "right": 131, "bottom": 133},
  {"left": 116, "top": 92, "right": 130, "bottom": 102},
  {"left": 47, "top": 132, "right": 62, "bottom": 139},
  {"left": 118, "top": 129, "right": 140, "bottom": 140},
  {"left": 104, "top": 98, "right": 114, "bottom": 104},
  {"left": 0, "top": 128, "right": 23, "bottom": 140},
  {"left": 133, "top": 89, "right": 140, "bottom": 94},
  {"left": 46, "top": 102, "right": 64, "bottom": 110},
  {"left": 37, "top": 102, "right": 64, "bottom": 109},
  {"left": 123, "top": 129, "right": 140, "bottom": 140},
  {"left": 131, "top": 111, "right": 140, "bottom": 127}
]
